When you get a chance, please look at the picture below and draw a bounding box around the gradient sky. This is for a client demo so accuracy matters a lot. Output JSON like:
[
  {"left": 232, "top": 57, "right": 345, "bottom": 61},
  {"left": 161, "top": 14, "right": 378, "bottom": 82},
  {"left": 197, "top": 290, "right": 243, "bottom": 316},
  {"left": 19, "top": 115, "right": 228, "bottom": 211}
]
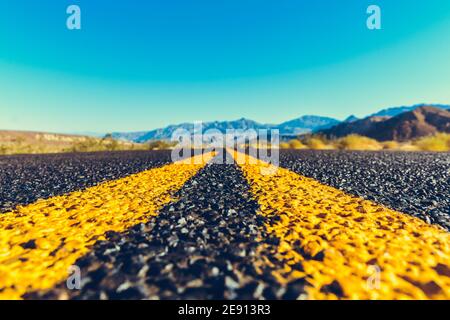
[{"left": 1, "top": 0, "right": 450, "bottom": 133}]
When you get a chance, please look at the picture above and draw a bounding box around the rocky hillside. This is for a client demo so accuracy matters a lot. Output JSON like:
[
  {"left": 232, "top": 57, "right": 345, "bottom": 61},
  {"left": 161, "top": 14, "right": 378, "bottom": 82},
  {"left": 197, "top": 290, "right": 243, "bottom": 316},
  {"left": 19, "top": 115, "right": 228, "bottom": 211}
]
[{"left": 321, "top": 106, "right": 450, "bottom": 141}]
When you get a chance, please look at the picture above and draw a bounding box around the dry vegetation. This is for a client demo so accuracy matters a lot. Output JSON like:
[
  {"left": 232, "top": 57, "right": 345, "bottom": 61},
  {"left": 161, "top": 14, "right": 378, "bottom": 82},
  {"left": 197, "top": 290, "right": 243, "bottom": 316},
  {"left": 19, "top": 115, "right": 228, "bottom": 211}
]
[
  {"left": 66, "top": 136, "right": 146, "bottom": 153},
  {"left": 0, "top": 131, "right": 176, "bottom": 155},
  {"left": 280, "top": 133, "right": 450, "bottom": 152},
  {"left": 2, "top": 131, "right": 450, "bottom": 155},
  {"left": 413, "top": 133, "right": 450, "bottom": 152},
  {"left": 147, "top": 140, "right": 177, "bottom": 150}
]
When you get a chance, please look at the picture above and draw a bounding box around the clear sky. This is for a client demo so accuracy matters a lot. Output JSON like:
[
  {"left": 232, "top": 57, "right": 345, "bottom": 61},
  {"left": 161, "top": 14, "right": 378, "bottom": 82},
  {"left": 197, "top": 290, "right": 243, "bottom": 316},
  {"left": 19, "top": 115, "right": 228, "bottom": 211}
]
[{"left": 1, "top": 0, "right": 449, "bottom": 133}]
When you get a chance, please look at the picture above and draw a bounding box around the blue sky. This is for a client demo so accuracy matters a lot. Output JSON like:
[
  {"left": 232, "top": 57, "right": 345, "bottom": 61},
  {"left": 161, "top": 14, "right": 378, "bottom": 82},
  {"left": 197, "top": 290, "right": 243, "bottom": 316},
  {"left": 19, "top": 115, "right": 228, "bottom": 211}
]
[{"left": 1, "top": 0, "right": 449, "bottom": 133}]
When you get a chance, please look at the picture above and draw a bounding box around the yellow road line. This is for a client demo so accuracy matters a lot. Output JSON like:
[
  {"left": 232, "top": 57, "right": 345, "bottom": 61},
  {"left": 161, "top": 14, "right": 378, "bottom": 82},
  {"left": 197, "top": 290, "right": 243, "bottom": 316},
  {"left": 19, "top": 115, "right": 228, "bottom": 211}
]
[
  {"left": 232, "top": 151, "right": 450, "bottom": 300},
  {"left": 0, "top": 153, "right": 214, "bottom": 300}
]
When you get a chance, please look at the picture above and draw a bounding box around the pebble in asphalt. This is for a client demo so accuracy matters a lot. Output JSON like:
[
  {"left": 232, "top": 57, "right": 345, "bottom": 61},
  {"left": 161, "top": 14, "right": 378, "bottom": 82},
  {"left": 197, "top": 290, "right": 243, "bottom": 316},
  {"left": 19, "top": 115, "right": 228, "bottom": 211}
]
[
  {"left": 26, "top": 160, "right": 304, "bottom": 300},
  {"left": 0, "top": 151, "right": 172, "bottom": 213},
  {"left": 279, "top": 150, "right": 450, "bottom": 231}
]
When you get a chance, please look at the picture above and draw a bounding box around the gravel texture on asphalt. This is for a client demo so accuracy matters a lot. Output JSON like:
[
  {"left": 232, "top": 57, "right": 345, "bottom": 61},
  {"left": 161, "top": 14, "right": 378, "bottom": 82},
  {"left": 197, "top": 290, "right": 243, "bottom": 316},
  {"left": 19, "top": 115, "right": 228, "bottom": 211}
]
[
  {"left": 0, "top": 151, "right": 172, "bottom": 213},
  {"left": 27, "top": 160, "right": 305, "bottom": 300},
  {"left": 279, "top": 150, "right": 450, "bottom": 231},
  {"left": 0, "top": 154, "right": 210, "bottom": 300},
  {"left": 235, "top": 150, "right": 450, "bottom": 300}
]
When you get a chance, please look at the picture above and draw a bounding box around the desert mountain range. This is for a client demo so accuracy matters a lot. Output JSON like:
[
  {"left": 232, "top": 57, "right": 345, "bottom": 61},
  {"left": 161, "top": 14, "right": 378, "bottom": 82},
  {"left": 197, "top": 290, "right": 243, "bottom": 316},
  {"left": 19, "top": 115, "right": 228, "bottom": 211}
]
[
  {"left": 320, "top": 106, "right": 450, "bottom": 142},
  {"left": 1, "top": 104, "right": 449, "bottom": 144},
  {"left": 112, "top": 104, "right": 449, "bottom": 142}
]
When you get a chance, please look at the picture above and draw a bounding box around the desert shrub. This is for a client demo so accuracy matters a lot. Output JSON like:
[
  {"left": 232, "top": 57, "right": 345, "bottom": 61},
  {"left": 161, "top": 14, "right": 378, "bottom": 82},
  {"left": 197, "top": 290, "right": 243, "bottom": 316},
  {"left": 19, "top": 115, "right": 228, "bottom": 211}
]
[
  {"left": 148, "top": 140, "right": 176, "bottom": 150},
  {"left": 104, "top": 139, "right": 120, "bottom": 151},
  {"left": 0, "top": 145, "right": 8, "bottom": 155},
  {"left": 337, "top": 134, "right": 382, "bottom": 151},
  {"left": 308, "top": 138, "right": 327, "bottom": 149},
  {"left": 302, "top": 136, "right": 332, "bottom": 150},
  {"left": 68, "top": 137, "right": 124, "bottom": 152},
  {"left": 0, "top": 135, "right": 147, "bottom": 155},
  {"left": 14, "top": 136, "right": 25, "bottom": 144},
  {"left": 288, "top": 139, "right": 306, "bottom": 149},
  {"left": 397, "top": 143, "right": 420, "bottom": 151},
  {"left": 414, "top": 133, "right": 450, "bottom": 152},
  {"left": 66, "top": 136, "right": 147, "bottom": 153},
  {"left": 382, "top": 141, "right": 399, "bottom": 150},
  {"left": 68, "top": 138, "right": 101, "bottom": 152}
]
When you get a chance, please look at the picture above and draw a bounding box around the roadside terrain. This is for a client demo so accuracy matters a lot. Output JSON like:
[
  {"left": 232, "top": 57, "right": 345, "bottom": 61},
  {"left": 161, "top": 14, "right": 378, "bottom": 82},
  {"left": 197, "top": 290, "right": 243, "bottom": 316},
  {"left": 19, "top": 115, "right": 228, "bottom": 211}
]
[{"left": 0, "top": 130, "right": 146, "bottom": 155}]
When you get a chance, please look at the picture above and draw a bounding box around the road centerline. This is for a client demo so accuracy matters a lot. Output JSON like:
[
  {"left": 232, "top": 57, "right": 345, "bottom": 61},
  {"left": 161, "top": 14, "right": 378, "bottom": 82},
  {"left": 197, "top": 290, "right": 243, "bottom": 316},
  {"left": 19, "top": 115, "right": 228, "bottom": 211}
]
[
  {"left": 232, "top": 151, "right": 450, "bottom": 299},
  {"left": 27, "top": 157, "right": 289, "bottom": 300},
  {"left": 0, "top": 153, "right": 214, "bottom": 300}
]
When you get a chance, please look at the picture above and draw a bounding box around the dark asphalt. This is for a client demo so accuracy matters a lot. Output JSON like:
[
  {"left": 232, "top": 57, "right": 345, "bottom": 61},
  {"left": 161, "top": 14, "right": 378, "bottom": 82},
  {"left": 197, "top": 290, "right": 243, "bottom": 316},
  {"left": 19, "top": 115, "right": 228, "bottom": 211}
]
[
  {"left": 27, "top": 160, "right": 304, "bottom": 300},
  {"left": 279, "top": 150, "right": 450, "bottom": 231},
  {"left": 5, "top": 150, "right": 450, "bottom": 299},
  {"left": 0, "top": 151, "right": 172, "bottom": 213}
]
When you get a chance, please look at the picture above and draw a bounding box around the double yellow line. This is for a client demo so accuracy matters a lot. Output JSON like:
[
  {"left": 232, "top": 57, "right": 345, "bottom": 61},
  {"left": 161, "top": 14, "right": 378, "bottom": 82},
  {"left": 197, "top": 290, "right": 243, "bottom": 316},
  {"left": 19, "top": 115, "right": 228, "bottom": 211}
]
[
  {"left": 0, "top": 153, "right": 214, "bottom": 299},
  {"left": 1, "top": 150, "right": 449, "bottom": 300},
  {"left": 232, "top": 151, "right": 450, "bottom": 299}
]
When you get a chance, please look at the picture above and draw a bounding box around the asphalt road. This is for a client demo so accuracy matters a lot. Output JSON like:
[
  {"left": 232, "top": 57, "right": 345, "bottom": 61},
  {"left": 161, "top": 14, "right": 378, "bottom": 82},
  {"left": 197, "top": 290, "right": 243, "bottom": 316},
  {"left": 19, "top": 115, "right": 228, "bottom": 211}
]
[
  {"left": 1, "top": 150, "right": 449, "bottom": 300},
  {"left": 0, "top": 150, "right": 172, "bottom": 213},
  {"left": 27, "top": 161, "right": 294, "bottom": 300},
  {"left": 278, "top": 150, "right": 450, "bottom": 231}
]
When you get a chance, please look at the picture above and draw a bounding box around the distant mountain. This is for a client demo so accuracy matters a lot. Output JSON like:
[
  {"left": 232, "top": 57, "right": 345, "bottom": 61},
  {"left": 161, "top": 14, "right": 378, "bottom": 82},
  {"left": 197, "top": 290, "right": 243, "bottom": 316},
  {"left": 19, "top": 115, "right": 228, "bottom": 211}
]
[
  {"left": 321, "top": 106, "right": 450, "bottom": 141},
  {"left": 319, "top": 116, "right": 390, "bottom": 139},
  {"left": 112, "top": 118, "right": 267, "bottom": 143},
  {"left": 112, "top": 104, "right": 450, "bottom": 143},
  {"left": 369, "top": 103, "right": 450, "bottom": 117},
  {"left": 344, "top": 115, "right": 359, "bottom": 123},
  {"left": 113, "top": 116, "right": 340, "bottom": 142},
  {"left": 275, "top": 115, "right": 340, "bottom": 135}
]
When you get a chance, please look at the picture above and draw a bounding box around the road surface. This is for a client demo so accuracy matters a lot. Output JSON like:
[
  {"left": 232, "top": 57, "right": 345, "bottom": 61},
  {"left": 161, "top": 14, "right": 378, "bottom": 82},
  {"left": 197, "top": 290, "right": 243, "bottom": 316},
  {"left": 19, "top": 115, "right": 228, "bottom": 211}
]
[{"left": 0, "top": 150, "right": 449, "bottom": 300}]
